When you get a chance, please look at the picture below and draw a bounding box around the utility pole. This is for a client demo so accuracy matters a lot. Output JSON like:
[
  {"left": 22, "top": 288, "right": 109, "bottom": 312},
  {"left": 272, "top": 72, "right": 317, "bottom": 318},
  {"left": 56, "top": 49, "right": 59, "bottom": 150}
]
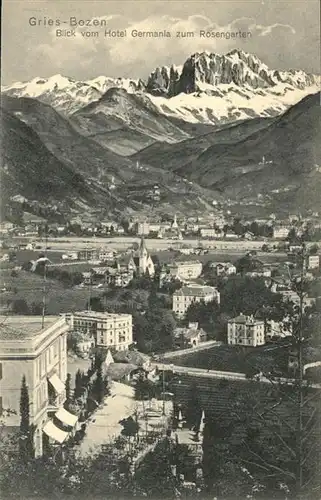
[
  {"left": 162, "top": 361, "right": 166, "bottom": 416},
  {"left": 41, "top": 224, "right": 48, "bottom": 329}
]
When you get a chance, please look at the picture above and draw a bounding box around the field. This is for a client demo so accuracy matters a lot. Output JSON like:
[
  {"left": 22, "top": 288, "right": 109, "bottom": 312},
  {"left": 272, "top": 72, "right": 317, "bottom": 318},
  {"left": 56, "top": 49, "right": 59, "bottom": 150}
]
[
  {"left": 0, "top": 268, "right": 104, "bottom": 314},
  {"left": 168, "top": 343, "right": 289, "bottom": 375}
]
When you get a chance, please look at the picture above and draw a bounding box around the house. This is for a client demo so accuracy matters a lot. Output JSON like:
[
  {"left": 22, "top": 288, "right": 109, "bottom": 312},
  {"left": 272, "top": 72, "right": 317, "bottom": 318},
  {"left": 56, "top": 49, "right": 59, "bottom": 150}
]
[
  {"left": 61, "top": 252, "right": 78, "bottom": 261},
  {"left": 0, "top": 315, "right": 77, "bottom": 456},
  {"left": 174, "top": 322, "right": 207, "bottom": 348},
  {"left": 227, "top": 314, "right": 265, "bottom": 347},
  {"left": 98, "top": 249, "right": 115, "bottom": 261},
  {"left": 113, "top": 350, "right": 151, "bottom": 371},
  {"left": 136, "top": 222, "right": 150, "bottom": 236},
  {"left": 172, "top": 284, "right": 220, "bottom": 318},
  {"left": 105, "top": 363, "right": 142, "bottom": 382},
  {"left": 65, "top": 311, "right": 133, "bottom": 351},
  {"left": 306, "top": 255, "right": 319, "bottom": 270},
  {"left": 0, "top": 222, "right": 15, "bottom": 234},
  {"left": 273, "top": 226, "right": 291, "bottom": 239},
  {"left": 105, "top": 268, "right": 134, "bottom": 288},
  {"left": 211, "top": 262, "right": 236, "bottom": 276},
  {"left": 77, "top": 248, "right": 100, "bottom": 261},
  {"left": 161, "top": 260, "right": 203, "bottom": 283},
  {"left": 266, "top": 319, "right": 292, "bottom": 341},
  {"left": 199, "top": 228, "right": 220, "bottom": 238}
]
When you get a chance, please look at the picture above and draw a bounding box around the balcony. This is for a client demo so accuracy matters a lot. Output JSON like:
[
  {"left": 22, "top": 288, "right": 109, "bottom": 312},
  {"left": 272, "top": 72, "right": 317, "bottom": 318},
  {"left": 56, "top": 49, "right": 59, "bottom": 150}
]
[{"left": 47, "top": 373, "right": 66, "bottom": 410}]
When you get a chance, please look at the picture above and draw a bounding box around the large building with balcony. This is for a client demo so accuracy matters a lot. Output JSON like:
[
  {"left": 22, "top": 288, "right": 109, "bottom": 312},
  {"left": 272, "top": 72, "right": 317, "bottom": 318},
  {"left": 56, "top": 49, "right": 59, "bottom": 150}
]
[
  {"left": 227, "top": 314, "right": 265, "bottom": 347},
  {"left": 172, "top": 284, "right": 220, "bottom": 318},
  {"left": 66, "top": 311, "right": 133, "bottom": 351},
  {"left": 0, "top": 315, "right": 75, "bottom": 456}
]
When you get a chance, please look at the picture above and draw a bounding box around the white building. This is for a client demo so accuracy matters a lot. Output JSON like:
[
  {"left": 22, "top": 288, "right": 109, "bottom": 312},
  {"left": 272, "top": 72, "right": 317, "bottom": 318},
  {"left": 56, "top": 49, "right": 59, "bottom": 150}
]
[
  {"left": 172, "top": 285, "right": 220, "bottom": 318},
  {"left": 66, "top": 311, "right": 133, "bottom": 351},
  {"left": 227, "top": 314, "right": 265, "bottom": 346},
  {"left": 199, "top": 228, "right": 220, "bottom": 238},
  {"left": 273, "top": 226, "right": 291, "bottom": 239},
  {"left": 162, "top": 260, "right": 203, "bottom": 282},
  {"left": 136, "top": 222, "right": 150, "bottom": 236},
  {"left": 306, "top": 255, "right": 319, "bottom": 270},
  {"left": 0, "top": 315, "right": 77, "bottom": 456}
]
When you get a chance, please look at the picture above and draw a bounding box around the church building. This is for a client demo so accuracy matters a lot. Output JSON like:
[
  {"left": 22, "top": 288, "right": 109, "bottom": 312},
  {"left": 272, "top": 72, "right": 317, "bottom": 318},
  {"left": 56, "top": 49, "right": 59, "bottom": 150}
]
[
  {"left": 117, "top": 237, "right": 155, "bottom": 277},
  {"left": 135, "top": 237, "right": 155, "bottom": 276}
]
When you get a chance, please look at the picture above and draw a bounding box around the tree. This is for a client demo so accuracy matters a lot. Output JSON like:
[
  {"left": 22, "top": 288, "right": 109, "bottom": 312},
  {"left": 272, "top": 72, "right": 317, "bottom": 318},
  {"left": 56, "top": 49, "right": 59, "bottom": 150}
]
[
  {"left": 92, "top": 364, "right": 105, "bottom": 405},
  {"left": 74, "top": 369, "right": 84, "bottom": 400},
  {"left": 134, "top": 376, "right": 157, "bottom": 400},
  {"left": 201, "top": 244, "right": 321, "bottom": 499},
  {"left": 30, "top": 302, "right": 43, "bottom": 315},
  {"left": 65, "top": 373, "right": 72, "bottom": 406},
  {"left": 87, "top": 296, "right": 104, "bottom": 312},
  {"left": 19, "top": 376, "right": 34, "bottom": 462},
  {"left": 12, "top": 299, "right": 30, "bottom": 315}
]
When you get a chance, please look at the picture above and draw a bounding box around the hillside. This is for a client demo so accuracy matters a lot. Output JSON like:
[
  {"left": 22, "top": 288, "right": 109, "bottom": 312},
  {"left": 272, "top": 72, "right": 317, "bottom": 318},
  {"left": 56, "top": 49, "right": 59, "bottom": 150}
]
[
  {"left": 174, "top": 92, "right": 321, "bottom": 211},
  {"left": 0, "top": 99, "right": 218, "bottom": 219},
  {"left": 132, "top": 116, "right": 275, "bottom": 171},
  {"left": 0, "top": 109, "right": 97, "bottom": 214}
]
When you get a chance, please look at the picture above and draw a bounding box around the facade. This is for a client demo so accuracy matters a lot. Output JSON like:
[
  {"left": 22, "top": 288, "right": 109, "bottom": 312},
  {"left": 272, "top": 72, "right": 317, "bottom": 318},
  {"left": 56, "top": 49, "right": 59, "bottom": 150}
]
[
  {"left": 199, "top": 228, "right": 220, "bottom": 238},
  {"left": 105, "top": 268, "right": 134, "bottom": 287},
  {"left": 174, "top": 322, "right": 207, "bottom": 348},
  {"left": 161, "top": 260, "right": 203, "bottom": 283},
  {"left": 227, "top": 314, "right": 265, "bottom": 346},
  {"left": 212, "top": 262, "right": 237, "bottom": 276},
  {"left": 0, "top": 315, "right": 73, "bottom": 456},
  {"left": 136, "top": 222, "right": 150, "bottom": 236},
  {"left": 172, "top": 284, "right": 220, "bottom": 318},
  {"left": 306, "top": 255, "right": 319, "bottom": 270},
  {"left": 66, "top": 311, "right": 133, "bottom": 351},
  {"left": 266, "top": 319, "right": 292, "bottom": 341},
  {"left": 77, "top": 248, "right": 100, "bottom": 261},
  {"left": 273, "top": 226, "right": 290, "bottom": 239}
]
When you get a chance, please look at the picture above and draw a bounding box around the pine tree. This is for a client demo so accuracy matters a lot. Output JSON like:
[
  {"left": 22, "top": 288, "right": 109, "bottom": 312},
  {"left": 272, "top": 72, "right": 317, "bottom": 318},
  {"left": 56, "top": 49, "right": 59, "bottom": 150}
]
[
  {"left": 93, "top": 364, "right": 105, "bottom": 405},
  {"left": 65, "top": 373, "right": 72, "bottom": 408},
  {"left": 19, "top": 375, "right": 34, "bottom": 461},
  {"left": 74, "top": 369, "right": 84, "bottom": 400}
]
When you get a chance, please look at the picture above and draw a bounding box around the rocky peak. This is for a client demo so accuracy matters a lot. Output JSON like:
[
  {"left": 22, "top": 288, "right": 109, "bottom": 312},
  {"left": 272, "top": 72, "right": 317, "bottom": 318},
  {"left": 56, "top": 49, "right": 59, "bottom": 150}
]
[{"left": 146, "top": 50, "right": 319, "bottom": 96}]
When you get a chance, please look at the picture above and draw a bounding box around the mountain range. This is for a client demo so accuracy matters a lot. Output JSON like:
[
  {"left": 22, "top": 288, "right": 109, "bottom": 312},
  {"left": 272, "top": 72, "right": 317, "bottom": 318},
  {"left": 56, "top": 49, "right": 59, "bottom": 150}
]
[
  {"left": 2, "top": 50, "right": 319, "bottom": 128},
  {"left": 1, "top": 50, "right": 320, "bottom": 219}
]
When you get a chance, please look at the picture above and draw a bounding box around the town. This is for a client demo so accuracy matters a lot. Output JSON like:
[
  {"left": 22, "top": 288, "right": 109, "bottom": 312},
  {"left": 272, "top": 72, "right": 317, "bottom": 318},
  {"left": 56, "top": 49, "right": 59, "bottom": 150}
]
[{"left": 1, "top": 211, "right": 321, "bottom": 498}]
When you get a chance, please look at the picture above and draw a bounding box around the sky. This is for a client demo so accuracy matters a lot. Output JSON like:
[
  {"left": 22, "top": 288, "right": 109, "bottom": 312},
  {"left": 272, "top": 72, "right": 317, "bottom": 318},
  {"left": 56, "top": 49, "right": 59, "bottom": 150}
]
[{"left": 1, "top": 0, "right": 320, "bottom": 85}]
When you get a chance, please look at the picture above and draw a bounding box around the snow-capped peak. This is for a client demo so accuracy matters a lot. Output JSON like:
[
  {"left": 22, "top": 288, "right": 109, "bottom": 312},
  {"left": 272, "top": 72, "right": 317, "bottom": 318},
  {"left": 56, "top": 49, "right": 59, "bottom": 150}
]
[{"left": 1, "top": 50, "right": 319, "bottom": 123}]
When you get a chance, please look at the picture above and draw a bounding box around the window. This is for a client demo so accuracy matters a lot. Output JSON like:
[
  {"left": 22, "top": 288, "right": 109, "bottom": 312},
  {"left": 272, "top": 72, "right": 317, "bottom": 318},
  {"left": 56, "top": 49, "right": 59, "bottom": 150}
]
[
  {"left": 0, "top": 397, "right": 2, "bottom": 416},
  {"left": 0, "top": 363, "right": 2, "bottom": 380}
]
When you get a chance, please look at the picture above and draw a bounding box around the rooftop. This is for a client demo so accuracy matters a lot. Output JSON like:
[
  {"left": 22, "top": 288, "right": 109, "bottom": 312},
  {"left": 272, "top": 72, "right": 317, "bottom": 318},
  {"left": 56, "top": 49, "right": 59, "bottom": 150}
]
[
  {"left": 174, "top": 285, "right": 218, "bottom": 297},
  {"left": 71, "top": 310, "right": 132, "bottom": 319},
  {"left": 0, "top": 315, "right": 61, "bottom": 340},
  {"left": 228, "top": 314, "right": 264, "bottom": 325}
]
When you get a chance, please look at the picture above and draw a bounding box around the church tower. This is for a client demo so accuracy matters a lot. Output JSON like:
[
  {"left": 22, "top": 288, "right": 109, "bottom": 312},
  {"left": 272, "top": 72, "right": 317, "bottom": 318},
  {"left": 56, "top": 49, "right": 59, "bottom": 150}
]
[
  {"left": 172, "top": 213, "right": 178, "bottom": 230},
  {"left": 139, "top": 237, "right": 149, "bottom": 274},
  {"left": 137, "top": 237, "right": 155, "bottom": 277}
]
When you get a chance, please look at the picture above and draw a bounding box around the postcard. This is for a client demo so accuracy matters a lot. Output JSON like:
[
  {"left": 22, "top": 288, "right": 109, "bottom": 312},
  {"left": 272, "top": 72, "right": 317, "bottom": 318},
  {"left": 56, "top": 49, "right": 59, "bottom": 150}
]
[{"left": 0, "top": 1, "right": 320, "bottom": 499}]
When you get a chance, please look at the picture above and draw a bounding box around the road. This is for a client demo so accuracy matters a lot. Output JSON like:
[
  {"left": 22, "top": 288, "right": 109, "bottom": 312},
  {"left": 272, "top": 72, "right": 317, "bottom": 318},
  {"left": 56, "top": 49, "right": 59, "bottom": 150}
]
[
  {"left": 155, "top": 341, "right": 223, "bottom": 360},
  {"left": 153, "top": 363, "right": 321, "bottom": 388},
  {"left": 12, "top": 235, "right": 293, "bottom": 252}
]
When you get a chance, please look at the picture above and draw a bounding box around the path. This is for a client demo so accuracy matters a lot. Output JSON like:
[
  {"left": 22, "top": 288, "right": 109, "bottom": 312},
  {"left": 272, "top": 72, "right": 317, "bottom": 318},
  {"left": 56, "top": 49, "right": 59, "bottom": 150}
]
[{"left": 76, "top": 382, "right": 135, "bottom": 457}]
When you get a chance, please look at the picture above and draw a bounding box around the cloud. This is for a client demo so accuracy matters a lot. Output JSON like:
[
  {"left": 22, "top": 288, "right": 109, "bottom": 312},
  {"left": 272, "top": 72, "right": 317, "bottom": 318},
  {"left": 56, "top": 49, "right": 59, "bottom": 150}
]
[
  {"left": 253, "top": 22, "right": 296, "bottom": 36},
  {"left": 23, "top": 14, "right": 298, "bottom": 80}
]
